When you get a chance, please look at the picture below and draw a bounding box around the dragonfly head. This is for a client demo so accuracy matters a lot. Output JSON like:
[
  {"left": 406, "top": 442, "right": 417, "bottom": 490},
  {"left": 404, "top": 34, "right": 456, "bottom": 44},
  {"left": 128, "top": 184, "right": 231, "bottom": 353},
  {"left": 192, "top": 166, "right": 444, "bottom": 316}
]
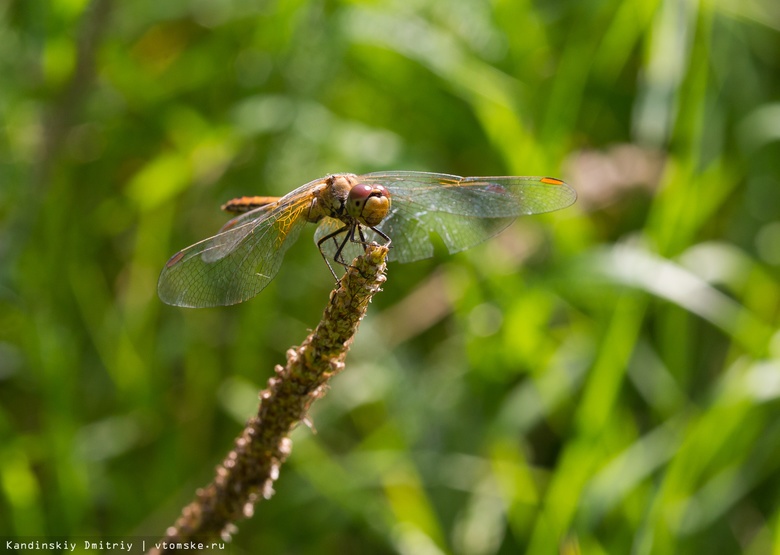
[{"left": 348, "top": 183, "right": 391, "bottom": 227}]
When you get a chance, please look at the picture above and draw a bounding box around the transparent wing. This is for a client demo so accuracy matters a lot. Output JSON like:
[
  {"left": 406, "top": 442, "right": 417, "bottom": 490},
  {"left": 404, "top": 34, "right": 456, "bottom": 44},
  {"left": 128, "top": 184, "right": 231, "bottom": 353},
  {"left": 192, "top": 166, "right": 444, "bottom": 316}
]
[
  {"left": 359, "top": 171, "right": 576, "bottom": 263},
  {"left": 158, "top": 196, "right": 312, "bottom": 307}
]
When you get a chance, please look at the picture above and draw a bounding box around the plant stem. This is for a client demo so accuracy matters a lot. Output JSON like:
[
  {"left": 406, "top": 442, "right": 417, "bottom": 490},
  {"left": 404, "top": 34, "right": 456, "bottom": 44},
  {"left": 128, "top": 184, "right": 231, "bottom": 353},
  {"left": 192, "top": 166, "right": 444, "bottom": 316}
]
[{"left": 148, "top": 243, "right": 389, "bottom": 554}]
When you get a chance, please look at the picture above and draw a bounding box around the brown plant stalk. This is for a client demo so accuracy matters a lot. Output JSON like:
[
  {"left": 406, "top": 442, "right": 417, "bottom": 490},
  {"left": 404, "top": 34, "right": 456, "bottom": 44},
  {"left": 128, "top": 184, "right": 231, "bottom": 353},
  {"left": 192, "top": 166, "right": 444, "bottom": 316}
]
[{"left": 148, "top": 243, "right": 389, "bottom": 554}]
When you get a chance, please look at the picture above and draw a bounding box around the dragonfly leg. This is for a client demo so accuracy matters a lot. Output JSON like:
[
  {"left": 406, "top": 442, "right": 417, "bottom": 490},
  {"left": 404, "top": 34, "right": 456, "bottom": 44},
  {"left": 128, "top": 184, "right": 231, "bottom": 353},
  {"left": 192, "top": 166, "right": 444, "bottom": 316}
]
[
  {"left": 345, "top": 224, "right": 391, "bottom": 263},
  {"left": 333, "top": 224, "right": 357, "bottom": 267},
  {"left": 351, "top": 224, "right": 391, "bottom": 250},
  {"left": 317, "top": 222, "right": 391, "bottom": 282},
  {"left": 317, "top": 225, "right": 358, "bottom": 282},
  {"left": 336, "top": 224, "right": 379, "bottom": 271},
  {"left": 316, "top": 224, "right": 350, "bottom": 281},
  {"left": 368, "top": 225, "right": 391, "bottom": 249},
  {"left": 345, "top": 225, "right": 392, "bottom": 268}
]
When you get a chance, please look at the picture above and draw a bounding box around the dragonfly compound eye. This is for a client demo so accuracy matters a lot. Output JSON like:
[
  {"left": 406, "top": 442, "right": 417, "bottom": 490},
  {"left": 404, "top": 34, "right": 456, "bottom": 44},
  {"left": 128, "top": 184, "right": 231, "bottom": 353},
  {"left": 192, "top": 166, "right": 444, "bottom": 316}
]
[{"left": 348, "top": 184, "right": 391, "bottom": 226}]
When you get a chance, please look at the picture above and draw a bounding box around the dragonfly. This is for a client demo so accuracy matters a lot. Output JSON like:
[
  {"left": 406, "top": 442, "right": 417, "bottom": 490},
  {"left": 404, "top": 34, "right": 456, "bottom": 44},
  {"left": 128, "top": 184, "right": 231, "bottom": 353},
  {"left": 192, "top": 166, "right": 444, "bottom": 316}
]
[{"left": 158, "top": 171, "right": 576, "bottom": 307}]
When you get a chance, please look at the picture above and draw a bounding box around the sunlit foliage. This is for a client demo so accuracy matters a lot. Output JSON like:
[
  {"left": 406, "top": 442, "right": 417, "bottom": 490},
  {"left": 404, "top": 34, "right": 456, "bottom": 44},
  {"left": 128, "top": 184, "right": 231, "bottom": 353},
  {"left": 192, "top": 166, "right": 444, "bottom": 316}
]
[{"left": 1, "top": 0, "right": 779, "bottom": 553}]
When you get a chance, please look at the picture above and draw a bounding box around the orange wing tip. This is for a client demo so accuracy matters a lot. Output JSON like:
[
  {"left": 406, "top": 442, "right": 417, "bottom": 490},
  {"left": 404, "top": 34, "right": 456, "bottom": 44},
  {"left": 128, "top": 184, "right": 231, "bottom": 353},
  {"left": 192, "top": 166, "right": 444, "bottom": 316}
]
[{"left": 540, "top": 177, "right": 565, "bottom": 185}]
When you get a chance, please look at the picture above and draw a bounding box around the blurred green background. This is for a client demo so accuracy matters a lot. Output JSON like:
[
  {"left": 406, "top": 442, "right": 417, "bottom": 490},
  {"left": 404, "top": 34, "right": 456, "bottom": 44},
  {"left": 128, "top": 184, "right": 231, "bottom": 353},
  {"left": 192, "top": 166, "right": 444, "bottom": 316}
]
[{"left": 1, "top": 0, "right": 779, "bottom": 553}]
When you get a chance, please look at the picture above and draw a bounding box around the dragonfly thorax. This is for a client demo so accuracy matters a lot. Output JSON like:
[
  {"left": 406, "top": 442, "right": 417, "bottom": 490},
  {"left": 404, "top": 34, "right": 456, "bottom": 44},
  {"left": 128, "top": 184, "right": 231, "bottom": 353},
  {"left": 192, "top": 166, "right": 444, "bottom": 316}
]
[{"left": 307, "top": 174, "right": 357, "bottom": 223}]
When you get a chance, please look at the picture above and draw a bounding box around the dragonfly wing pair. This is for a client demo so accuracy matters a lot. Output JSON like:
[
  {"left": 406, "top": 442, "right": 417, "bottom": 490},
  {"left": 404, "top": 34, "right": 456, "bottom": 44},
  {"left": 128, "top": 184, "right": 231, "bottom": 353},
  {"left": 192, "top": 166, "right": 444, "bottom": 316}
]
[
  {"left": 315, "top": 171, "right": 576, "bottom": 264},
  {"left": 157, "top": 183, "right": 317, "bottom": 307}
]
